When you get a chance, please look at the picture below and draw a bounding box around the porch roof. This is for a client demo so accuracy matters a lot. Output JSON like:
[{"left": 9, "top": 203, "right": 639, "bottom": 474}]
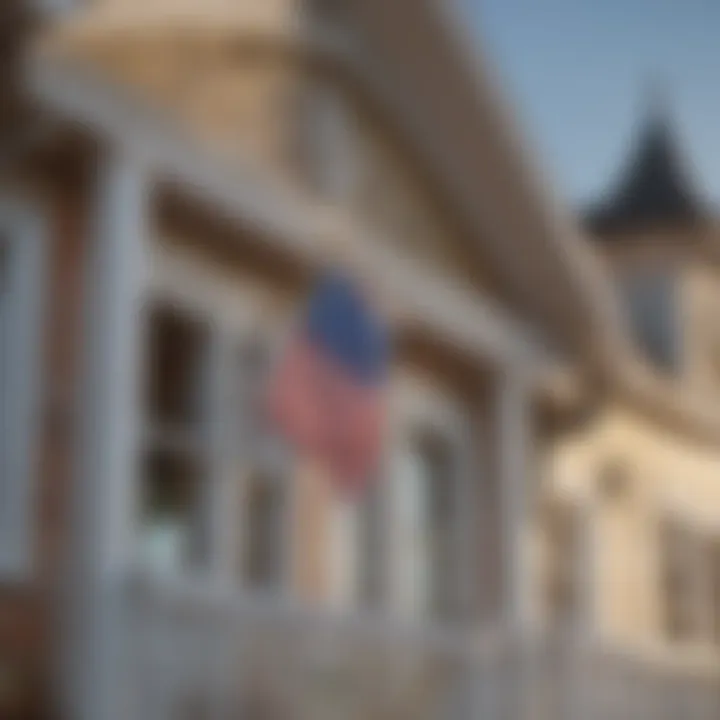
[
  {"left": 34, "top": 0, "right": 629, "bottom": 381},
  {"left": 31, "top": 56, "right": 578, "bottom": 392}
]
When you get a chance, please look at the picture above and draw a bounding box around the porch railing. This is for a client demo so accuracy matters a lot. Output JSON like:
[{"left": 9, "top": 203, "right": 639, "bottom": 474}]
[
  {"left": 116, "top": 575, "right": 720, "bottom": 720},
  {"left": 120, "top": 573, "right": 509, "bottom": 719}
]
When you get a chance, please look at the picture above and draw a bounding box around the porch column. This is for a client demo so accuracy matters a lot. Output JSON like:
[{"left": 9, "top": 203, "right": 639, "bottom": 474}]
[
  {"left": 68, "top": 142, "right": 150, "bottom": 720},
  {"left": 495, "top": 368, "right": 535, "bottom": 630}
]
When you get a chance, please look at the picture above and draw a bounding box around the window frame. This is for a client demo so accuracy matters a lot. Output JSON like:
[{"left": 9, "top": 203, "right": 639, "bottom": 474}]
[
  {"left": 135, "top": 246, "right": 295, "bottom": 593},
  {"left": 138, "top": 299, "right": 216, "bottom": 576},
  {"left": 385, "top": 376, "right": 474, "bottom": 625},
  {"left": 0, "top": 199, "right": 47, "bottom": 580}
]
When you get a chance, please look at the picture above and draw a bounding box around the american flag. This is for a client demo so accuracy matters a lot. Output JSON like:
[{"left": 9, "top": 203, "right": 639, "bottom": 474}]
[{"left": 268, "top": 272, "right": 390, "bottom": 496}]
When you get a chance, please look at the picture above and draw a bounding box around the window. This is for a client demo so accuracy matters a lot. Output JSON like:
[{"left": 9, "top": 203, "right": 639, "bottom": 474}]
[
  {"left": 0, "top": 205, "right": 45, "bottom": 578},
  {"left": 390, "top": 431, "right": 458, "bottom": 621},
  {"left": 140, "top": 448, "right": 208, "bottom": 573},
  {"left": 139, "top": 304, "right": 213, "bottom": 574},
  {"left": 621, "top": 271, "right": 678, "bottom": 372},
  {"left": 138, "top": 302, "right": 291, "bottom": 586}
]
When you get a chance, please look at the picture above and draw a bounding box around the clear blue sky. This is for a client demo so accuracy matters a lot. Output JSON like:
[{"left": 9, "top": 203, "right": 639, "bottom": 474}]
[{"left": 461, "top": 0, "right": 720, "bottom": 205}]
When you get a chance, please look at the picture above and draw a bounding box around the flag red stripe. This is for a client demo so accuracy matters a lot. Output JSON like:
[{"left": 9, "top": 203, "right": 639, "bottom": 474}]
[{"left": 268, "top": 337, "right": 385, "bottom": 493}]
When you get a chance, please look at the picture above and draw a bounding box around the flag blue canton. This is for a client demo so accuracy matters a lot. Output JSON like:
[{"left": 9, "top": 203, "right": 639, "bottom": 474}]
[{"left": 304, "top": 272, "right": 389, "bottom": 385}]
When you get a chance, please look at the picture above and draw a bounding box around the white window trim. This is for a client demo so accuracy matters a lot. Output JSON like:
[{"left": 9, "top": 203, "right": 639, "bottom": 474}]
[
  {"left": 137, "top": 245, "right": 296, "bottom": 594},
  {"left": 0, "top": 198, "right": 47, "bottom": 580}
]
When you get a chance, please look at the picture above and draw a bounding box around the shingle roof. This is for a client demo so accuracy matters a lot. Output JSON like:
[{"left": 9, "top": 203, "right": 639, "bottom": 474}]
[{"left": 584, "top": 111, "right": 707, "bottom": 236}]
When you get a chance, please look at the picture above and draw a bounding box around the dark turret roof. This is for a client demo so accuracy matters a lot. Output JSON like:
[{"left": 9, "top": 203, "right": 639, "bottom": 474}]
[{"left": 584, "top": 109, "right": 707, "bottom": 236}]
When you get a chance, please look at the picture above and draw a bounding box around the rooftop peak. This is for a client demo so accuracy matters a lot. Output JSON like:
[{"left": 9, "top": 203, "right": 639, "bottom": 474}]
[{"left": 585, "top": 88, "right": 706, "bottom": 236}]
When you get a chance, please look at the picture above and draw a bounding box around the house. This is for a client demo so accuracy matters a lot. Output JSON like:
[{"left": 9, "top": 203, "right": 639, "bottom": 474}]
[
  {"left": 0, "top": 0, "right": 632, "bottom": 718},
  {"left": 542, "top": 102, "right": 720, "bottom": 716}
]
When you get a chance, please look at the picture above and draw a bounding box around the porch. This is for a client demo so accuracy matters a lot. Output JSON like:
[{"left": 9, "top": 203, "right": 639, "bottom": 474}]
[{"left": 27, "top": 58, "right": 620, "bottom": 720}]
